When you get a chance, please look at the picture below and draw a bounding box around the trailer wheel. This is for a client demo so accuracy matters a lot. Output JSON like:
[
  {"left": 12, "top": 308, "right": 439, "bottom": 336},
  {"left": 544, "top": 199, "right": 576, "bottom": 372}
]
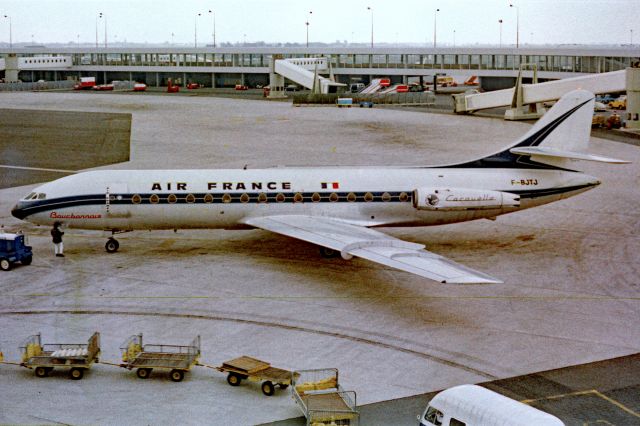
[
  {"left": 227, "top": 372, "right": 242, "bottom": 386},
  {"left": 21, "top": 256, "right": 32, "bottom": 266},
  {"left": 170, "top": 369, "right": 185, "bottom": 382},
  {"left": 136, "top": 368, "right": 151, "bottom": 379},
  {"left": 261, "top": 381, "right": 275, "bottom": 396},
  {"left": 0, "top": 258, "right": 11, "bottom": 271},
  {"left": 35, "top": 366, "right": 48, "bottom": 377},
  {"left": 69, "top": 368, "right": 84, "bottom": 380},
  {"left": 105, "top": 238, "right": 119, "bottom": 253}
]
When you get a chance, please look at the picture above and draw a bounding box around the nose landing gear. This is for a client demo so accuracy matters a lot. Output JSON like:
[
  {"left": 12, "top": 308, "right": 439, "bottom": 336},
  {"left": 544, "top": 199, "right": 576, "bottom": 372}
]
[{"left": 105, "top": 237, "right": 119, "bottom": 253}]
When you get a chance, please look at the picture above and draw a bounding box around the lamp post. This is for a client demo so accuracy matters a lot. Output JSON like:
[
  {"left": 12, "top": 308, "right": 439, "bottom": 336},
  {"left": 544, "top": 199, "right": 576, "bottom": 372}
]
[
  {"left": 208, "top": 9, "right": 216, "bottom": 47},
  {"left": 96, "top": 13, "right": 102, "bottom": 48},
  {"left": 433, "top": 8, "right": 439, "bottom": 48},
  {"left": 453, "top": 29, "right": 456, "bottom": 48},
  {"left": 509, "top": 3, "right": 519, "bottom": 48},
  {"left": 631, "top": 29, "right": 634, "bottom": 46},
  {"left": 366, "top": 6, "right": 373, "bottom": 48},
  {"left": 499, "top": 19, "right": 503, "bottom": 48},
  {"left": 194, "top": 12, "right": 201, "bottom": 48},
  {"left": 3, "top": 15, "right": 11, "bottom": 48},
  {"left": 103, "top": 13, "right": 107, "bottom": 48},
  {"left": 305, "top": 10, "right": 312, "bottom": 48}
]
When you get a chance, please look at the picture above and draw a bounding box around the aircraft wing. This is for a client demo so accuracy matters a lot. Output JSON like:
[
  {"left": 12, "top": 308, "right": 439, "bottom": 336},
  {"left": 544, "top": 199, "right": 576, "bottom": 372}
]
[{"left": 243, "top": 215, "right": 502, "bottom": 284}]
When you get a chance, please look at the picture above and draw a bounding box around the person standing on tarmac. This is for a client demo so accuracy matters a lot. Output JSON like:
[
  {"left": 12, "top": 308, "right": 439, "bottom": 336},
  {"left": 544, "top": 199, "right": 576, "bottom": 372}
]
[{"left": 51, "top": 222, "right": 64, "bottom": 257}]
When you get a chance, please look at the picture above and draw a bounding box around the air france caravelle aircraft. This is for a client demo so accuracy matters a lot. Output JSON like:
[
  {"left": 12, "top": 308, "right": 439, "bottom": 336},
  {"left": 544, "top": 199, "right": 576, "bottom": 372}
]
[{"left": 11, "top": 90, "right": 628, "bottom": 284}]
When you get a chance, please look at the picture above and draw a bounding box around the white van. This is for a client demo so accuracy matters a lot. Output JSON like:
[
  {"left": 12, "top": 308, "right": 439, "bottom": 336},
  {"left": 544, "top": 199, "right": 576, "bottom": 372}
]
[{"left": 418, "top": 384, "right": 564, "bottom": 426}]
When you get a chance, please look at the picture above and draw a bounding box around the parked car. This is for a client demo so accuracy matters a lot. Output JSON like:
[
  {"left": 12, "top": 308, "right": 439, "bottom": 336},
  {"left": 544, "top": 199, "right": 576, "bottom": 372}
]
[
  {"left": 609, "top": 96, "right": 627, "bottom": 110},
  {"left": 234, "top": 84, "right": 248, "bottom": 90},
  {"left": 596, "top": 94, "right": 617, "bottom": 103},
  {"left": 593, "top": 101, "right": 607, "bottom": 112}
]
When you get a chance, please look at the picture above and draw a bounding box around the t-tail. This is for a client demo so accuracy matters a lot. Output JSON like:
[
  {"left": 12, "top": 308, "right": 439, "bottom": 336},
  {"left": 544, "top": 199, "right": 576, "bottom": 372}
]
[{"left": 447, "top": 89, "right": 629, "bottom": 170}]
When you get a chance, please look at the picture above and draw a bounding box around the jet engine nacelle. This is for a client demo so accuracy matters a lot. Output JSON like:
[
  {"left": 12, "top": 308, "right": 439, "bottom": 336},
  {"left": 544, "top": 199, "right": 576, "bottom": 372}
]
[{"left": 413, "top": 188, "right": 520, "bottom": 211}]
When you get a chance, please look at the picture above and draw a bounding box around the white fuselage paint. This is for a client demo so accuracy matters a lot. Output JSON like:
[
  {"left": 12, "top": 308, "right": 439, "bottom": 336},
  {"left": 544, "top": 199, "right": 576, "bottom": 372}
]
[{"left": 18, "top": 167, "right": 600, "bottom": 232}]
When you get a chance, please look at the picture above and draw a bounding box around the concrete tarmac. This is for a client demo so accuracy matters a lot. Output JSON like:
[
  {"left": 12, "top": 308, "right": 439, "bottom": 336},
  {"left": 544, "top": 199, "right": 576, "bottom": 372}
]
[{"left": 0, "top": 92, "right": 638, "bottom": 425}]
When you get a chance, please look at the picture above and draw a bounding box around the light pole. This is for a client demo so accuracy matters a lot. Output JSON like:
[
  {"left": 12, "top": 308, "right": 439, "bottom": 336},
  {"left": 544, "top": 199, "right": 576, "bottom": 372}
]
[
  {"left": 305, "top": 10, "right": 312, "bottom": 48},
  {"left": 433, "top": 8, "right": 439, "bottom": 48},
  {"left": 171, "top": 32, "right": 175, "bottom": 45},
  {"left": 208, "top": 9, "right": 216, "bottom": 47},
  {"left": 103, "top": 13, "right": 107, "bottom": 48},
  {"left": 509, "top": 3, "right": 519, "bottom": 48},
  {"left": 194, "top": 12, "right": 201, "bottom": 48},
  {"left": 3, "top": 15, "right": 11, "bottom": 49},
  {"left": 499, "top": 19, "right": 503, "bottom": 48},
  {"left": 96, "top": 12, "right": 102, "bottom": 48},
  {"left": 453, "top": 29, "right": 456, "bottom": 47},
  {"left": 367, "top": 6, "right": 373, "bottom": 48},
  {"left": 631, "top": 29, "right": 634, "bottom": 46}
]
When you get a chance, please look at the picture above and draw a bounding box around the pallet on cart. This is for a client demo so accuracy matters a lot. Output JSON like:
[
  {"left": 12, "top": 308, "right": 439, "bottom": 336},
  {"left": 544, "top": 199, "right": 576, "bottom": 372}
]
[
  {"left": 18, "top": 332, "right": 100, "bottom": 380},
  {"left": 212, "top": 355, "right": 298, "bottom": 396}
]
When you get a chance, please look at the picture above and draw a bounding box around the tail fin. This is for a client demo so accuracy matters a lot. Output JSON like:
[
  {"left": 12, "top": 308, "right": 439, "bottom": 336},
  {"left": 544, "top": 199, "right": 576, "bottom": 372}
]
[{"left": 448, "top": 89, "right": 628, "bottom": 170}]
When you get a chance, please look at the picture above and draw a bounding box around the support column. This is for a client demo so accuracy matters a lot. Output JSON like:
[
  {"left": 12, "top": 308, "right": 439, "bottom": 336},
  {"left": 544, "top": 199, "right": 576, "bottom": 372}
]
[
  {"left": 268, "top": 56, "right": 286, "bottom": 99},
  {"left": 625, "top": 66, "right": 640, "bottom": 130},
  {"left": 211, "top": 73, "right": 216, "bottom": 88},
  {"left": 5, "top": 54, "right": 19, "bottom": 82}
]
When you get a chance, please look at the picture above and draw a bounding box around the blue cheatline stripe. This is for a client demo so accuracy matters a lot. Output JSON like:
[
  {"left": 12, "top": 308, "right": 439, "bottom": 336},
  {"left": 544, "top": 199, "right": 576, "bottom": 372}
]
[
  {"left": 15, "top": 184, "right": 597, "bottom": 219},
  {"left": 17, "top": 191, "right": 415, "bottom": 216}
]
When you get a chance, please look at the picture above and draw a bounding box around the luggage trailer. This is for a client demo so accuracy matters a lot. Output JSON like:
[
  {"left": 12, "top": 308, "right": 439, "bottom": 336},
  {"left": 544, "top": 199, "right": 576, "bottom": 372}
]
[
  {"left": 119, "top": 333, "right": 200, "bottom": 382},
  {"left": 213, "top": 355, "right": 299, "bottom": 396},
  {"left": 292, "top": 368, "right": 359, "bottom": 426},
  {"left": 18, "top": 332, "right": 100, "bottom": 380}
]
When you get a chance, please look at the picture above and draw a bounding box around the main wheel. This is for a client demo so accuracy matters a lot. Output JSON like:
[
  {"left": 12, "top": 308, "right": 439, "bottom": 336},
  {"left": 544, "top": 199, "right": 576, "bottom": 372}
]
[
  {"left": 69, "top": 368, "right": 84, "bottom": 380},
  {"left": 21, "top": 256, "right": 32, "bottom": 265},
  {"left": 35, "top": 366, "right": 48, "bottom": 377},
  {"left": 105, "top": 238, "right": 119, "bottom": 253},
  {"left": 319, "top": 247, "right": 339, "bottom": 258},
  {"left": 0, "top": 258, "right": 11, "bottom": 271},
  {"left": 136, "top": 368, "right": 152, "bottom": 379},
  {"left": 170, "top": 369, "right": 185, "bottom": 382},
  {"left": 227, "top": 372, "right": 242, "bottom": 386},
  {"left": 261, "top": 381, "right": 275, "bottom": 396}
]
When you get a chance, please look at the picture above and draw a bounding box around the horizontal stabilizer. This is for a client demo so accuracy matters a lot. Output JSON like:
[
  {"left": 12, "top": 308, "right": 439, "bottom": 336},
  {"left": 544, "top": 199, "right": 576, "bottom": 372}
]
[{"left": 510, "top": 146, "right": 630, "bottom": 164}]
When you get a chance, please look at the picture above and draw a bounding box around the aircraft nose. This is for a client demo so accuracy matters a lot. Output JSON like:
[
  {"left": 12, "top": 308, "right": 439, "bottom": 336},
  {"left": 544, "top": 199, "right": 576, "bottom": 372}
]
[{"left": 11, "top": 202, "right": 28, "bottom": 220}]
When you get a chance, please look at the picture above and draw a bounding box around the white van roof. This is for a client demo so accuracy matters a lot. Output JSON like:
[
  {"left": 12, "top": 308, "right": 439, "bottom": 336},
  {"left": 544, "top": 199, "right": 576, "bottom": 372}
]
[{"left": 429, "top": 384, "right": 564, "bottom": 426}]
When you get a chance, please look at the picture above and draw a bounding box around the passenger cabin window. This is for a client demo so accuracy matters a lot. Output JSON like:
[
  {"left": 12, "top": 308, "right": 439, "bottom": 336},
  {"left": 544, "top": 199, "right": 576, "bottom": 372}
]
[
  {"left": 347, "top": 192, "right": 356, "bottom": 202},
  {"left": 364, "top": 192, "right": 374, "bottom": 202},
  {"left": 294, "top": 193, "right": 303, "bottom": 203},
  {"left": 329, "top": 193, "right": 338, "bottom": 202},
  {"left": 240, "top": 193, "right": 250, "bottom": 203},
  {"left": 425, "top": 407, "right": 443, "bottom": 426},
  {"left": 312, "top": 193, "right": 321, "bottom": 202},
  {"left": 276, "top": 193, "right": 285, "bottom": 203},
  {"left": 204, "top": 194, "right": 213, "bottom": 203},
  {"left": 222, "top": 194, "right": 231, "bottom": 203},
  {"left": 258, "top": 193, "right": 267, "bottom": 203},
  {"left": 131, "top": 194, "right": 142, "bottom": 204},
  {"left": 167, "top": 194, "right": 177, "bottom": 203},
  {"left": 186, "top": 194, "right": 196, "bottom": 203},
  {"left": 149, "top": 194, "right": 159, "bottom": 204}
]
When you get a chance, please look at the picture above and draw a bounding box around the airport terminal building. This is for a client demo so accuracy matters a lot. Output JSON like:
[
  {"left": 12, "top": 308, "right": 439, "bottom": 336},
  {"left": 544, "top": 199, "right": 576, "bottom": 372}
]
[{"left": 1, "top": 46, "right": 637, "bottom": 90}]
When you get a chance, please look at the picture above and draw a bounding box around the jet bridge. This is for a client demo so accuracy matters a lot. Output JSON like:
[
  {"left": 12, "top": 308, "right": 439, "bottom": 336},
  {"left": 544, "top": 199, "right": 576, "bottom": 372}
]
[
  {"left": 270, "top": 57, "right": 345, "bottom": 97},
  {"left": 453, "top": 69, "right": 626, "bottom": 115}
]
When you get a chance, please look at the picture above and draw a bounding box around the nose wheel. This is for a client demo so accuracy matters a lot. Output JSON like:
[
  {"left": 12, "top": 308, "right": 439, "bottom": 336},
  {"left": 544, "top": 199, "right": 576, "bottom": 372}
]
[{"left": 105, "top": 238, "right": 120, "bottom": 253}]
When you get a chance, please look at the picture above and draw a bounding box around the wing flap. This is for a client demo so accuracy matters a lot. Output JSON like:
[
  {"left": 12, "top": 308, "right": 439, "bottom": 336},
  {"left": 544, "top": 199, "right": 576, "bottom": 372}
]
[{"left": 244, "top": 215, "right": 502, "bottom": 284}]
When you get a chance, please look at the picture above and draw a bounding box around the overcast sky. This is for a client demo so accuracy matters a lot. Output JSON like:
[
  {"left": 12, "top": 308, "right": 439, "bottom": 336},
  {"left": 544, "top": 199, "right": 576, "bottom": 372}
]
[{"left": 0, "top": 0, "right": 638, "bottom": 46}]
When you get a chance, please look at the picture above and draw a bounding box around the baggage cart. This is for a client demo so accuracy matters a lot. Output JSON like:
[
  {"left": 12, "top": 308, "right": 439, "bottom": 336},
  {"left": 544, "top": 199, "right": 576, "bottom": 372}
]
[
  {"left": 214, "top": 355, "right": 298, "bottom": 396},
  {"left": 292, "top": 368, "right": 359, "bottom": 426},
  {"left": 119, "top": 333, "right": 200, "bottom": 382},
  {"left": 19, "top": 332, "right": 100, "bottom": 380}
]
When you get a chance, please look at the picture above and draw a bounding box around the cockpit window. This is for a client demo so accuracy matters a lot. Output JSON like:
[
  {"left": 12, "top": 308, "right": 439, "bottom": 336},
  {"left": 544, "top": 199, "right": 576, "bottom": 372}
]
[
  {"left": 23, "top": 192, "right": 46, "bottom": 200},
  {"left": 23, "top": 192, "right": 36, "bottom": 200},
  {"left": 37, "top": 193, "right": 46, "bottom": 200}
]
